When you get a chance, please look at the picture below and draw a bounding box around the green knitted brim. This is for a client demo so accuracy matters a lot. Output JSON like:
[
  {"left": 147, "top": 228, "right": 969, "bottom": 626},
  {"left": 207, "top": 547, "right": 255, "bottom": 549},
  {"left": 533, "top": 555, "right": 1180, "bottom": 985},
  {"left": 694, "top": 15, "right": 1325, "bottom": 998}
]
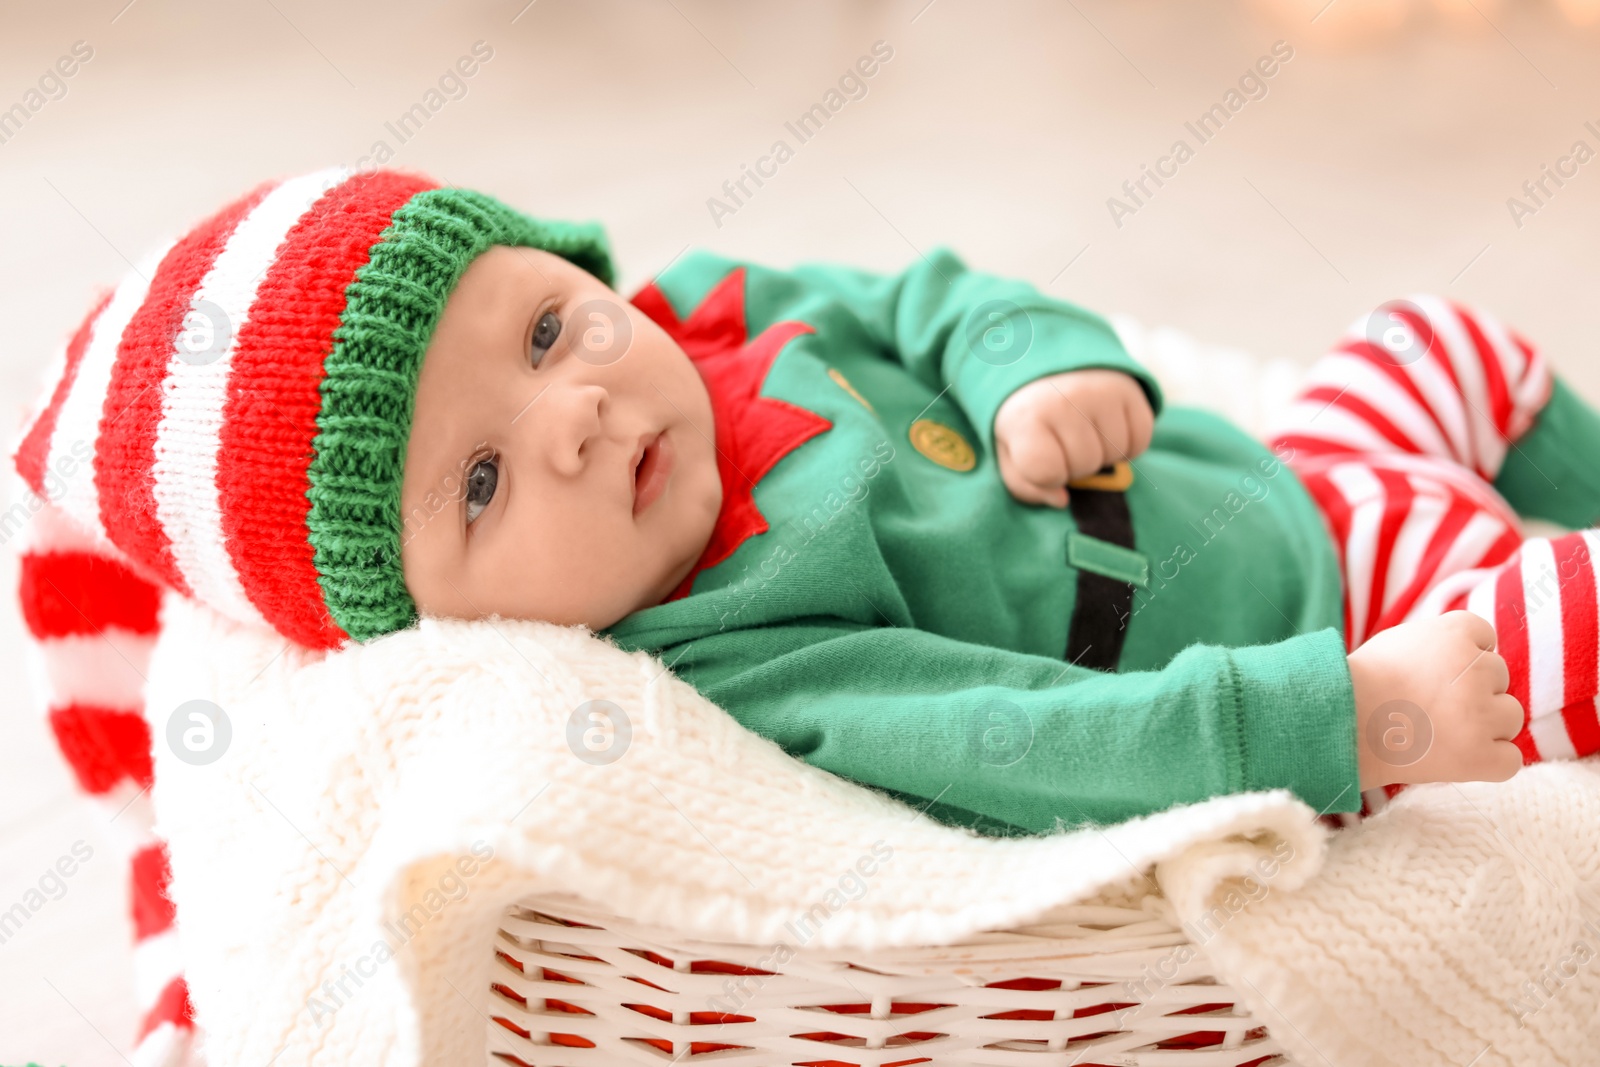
[{"left": 306, "top": 186, "right": 615, "bottom": 642}]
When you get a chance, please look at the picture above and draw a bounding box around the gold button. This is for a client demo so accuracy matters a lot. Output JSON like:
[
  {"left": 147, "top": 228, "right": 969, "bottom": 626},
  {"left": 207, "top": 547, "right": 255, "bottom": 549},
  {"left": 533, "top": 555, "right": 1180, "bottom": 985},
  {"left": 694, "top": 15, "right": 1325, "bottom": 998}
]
[
  {"left": 827, "top": 367, "right": 874, "bottom": 412},
  {"left": 909, "top": 418, "right": 976, "bottom": 472},
  {"left": 1067, "top": 460, "right": 1134, "bottom": 492}
]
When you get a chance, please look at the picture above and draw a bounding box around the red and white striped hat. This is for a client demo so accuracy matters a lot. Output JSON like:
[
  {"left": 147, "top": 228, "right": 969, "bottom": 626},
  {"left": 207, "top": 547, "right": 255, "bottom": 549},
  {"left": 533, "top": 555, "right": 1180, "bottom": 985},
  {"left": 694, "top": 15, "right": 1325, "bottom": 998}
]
[
  {"left": 7, "top": 168, "right": 614, "bottom": 1062},
  {"left": 10, "top": 166, "right": 615, "bottom": 651}
]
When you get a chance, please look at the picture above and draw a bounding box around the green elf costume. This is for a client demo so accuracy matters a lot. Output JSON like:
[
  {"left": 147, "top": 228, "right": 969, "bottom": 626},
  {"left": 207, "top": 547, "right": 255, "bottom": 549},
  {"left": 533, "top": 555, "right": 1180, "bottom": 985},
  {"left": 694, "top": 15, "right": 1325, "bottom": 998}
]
[{"left": 606, "top": 248, "right": 1356, "bottom": 836}]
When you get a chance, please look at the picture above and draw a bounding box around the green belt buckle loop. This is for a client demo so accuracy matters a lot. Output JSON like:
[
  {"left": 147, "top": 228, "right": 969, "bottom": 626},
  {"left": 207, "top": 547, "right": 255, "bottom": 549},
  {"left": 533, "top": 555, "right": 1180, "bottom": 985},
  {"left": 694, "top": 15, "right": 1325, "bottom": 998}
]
[{"left": 1067, "top": 531, "right": 1149, "bottom": 588}]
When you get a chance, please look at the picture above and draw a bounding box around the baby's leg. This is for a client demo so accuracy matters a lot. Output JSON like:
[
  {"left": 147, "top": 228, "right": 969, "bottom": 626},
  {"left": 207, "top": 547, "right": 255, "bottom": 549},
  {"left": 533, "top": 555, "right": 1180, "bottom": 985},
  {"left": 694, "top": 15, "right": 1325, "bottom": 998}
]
[
  {"left": 1292, "top": 452, "right": 1599, "bottom": 822},
  {"left": 1293, "top": 453, "right": 1524, "bottom": 648},
  {"left": 1271, "top": 294, "right": 1600, "bottom": 529}
]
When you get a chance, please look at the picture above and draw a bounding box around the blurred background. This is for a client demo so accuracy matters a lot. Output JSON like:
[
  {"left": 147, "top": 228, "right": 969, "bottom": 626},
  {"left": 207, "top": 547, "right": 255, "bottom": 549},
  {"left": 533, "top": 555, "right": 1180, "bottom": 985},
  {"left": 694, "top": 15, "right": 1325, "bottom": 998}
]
[{"left": 4, "top": 0, "right": 1600, "bottom": 1060}]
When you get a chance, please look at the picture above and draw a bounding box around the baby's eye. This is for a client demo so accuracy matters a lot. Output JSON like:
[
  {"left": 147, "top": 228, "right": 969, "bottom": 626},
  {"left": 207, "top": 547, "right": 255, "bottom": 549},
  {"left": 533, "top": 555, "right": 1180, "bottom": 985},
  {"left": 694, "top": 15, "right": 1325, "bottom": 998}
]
[
  {"left": 530, "top": 311, "right": 562, "bottom": 366},
  {"left": 465, "top": 453, "right": 498, "bottom": 525}
]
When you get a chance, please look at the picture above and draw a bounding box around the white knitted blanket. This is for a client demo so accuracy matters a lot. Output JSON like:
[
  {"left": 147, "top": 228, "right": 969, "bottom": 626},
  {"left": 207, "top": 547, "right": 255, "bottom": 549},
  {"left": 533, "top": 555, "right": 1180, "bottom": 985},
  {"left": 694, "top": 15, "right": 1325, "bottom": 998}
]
[{"left": 144, "top": 319, "right": 1600, "bottom": 1067}]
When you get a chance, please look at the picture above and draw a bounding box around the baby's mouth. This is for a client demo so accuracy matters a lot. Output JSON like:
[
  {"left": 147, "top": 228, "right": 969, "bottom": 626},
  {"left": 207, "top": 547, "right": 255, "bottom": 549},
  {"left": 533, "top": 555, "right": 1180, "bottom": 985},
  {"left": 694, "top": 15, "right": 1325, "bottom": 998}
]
[{"left": 632, "top": 430, "right": 673, "bottom": 517}]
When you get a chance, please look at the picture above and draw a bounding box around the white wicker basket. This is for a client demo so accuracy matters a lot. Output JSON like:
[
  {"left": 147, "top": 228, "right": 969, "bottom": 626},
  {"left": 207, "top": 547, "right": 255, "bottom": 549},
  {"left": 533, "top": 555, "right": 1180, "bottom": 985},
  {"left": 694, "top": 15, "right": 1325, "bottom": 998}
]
[{"left": 487, "top": 894, "right": 1294, "bottom": 1067}]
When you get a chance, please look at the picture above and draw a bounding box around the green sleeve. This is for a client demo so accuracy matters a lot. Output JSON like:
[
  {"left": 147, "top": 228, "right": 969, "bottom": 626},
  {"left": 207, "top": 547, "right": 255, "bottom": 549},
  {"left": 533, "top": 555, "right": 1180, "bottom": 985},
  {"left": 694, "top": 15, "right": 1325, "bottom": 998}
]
[
  {"left": 670, "top": 621, "right": 1361, "bottom": 834},
  {"left": 781, "top": 249, "right": 1164, "bottom": 454}
]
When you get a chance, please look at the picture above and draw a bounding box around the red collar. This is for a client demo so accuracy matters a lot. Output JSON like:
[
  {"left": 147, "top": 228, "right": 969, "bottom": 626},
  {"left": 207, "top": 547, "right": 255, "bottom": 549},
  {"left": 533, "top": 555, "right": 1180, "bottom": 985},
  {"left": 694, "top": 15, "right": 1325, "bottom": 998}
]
[{"left": 630, "top": 268, "right": 832, "bottom": 601}]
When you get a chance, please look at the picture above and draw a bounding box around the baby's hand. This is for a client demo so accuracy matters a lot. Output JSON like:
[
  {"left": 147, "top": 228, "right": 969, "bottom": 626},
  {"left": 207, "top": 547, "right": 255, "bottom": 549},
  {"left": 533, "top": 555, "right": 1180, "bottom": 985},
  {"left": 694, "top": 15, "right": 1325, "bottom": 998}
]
[
  {"left": 994, "top": 369, "right": 1154, "bottom": 507},
  {"left": 1348, "top": 611, "right": 1526, "bottom": 791}
]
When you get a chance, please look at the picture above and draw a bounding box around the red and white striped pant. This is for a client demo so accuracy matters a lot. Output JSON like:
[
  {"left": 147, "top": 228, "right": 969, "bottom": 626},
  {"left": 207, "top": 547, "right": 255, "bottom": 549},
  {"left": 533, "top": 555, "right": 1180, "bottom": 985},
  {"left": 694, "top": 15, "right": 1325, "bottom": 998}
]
[{"left": 1268, "top": 294, "right": 1600, "bottom": 815}]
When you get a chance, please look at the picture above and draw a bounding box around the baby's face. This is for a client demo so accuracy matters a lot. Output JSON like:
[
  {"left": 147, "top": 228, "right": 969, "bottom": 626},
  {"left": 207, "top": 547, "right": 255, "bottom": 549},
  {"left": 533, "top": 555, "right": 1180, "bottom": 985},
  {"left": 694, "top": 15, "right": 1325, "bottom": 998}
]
[{"left": 399, "top": 245, "right": 721, "bottom": 631}]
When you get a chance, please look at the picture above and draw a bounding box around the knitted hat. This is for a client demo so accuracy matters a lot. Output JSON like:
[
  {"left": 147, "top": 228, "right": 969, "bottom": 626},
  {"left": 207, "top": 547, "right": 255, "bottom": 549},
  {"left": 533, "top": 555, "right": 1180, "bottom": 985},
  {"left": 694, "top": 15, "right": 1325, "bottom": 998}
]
[{"left": 10, "top": 166, "right": 615, "bottom": 651}]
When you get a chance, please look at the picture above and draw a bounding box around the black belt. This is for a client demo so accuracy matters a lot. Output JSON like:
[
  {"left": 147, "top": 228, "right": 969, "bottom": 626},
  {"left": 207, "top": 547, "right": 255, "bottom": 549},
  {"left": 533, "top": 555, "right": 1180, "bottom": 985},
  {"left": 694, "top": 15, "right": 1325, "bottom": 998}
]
[{"left": 1063, "top": 462, "right": 1144, "bottom": 672}]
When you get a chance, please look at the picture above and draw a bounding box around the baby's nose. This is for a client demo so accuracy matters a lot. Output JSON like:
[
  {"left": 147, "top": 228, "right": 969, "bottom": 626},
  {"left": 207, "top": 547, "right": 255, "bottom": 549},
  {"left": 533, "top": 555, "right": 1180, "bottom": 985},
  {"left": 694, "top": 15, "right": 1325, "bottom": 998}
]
[{"left": 541, "top": 383, "right": 609, "bottom": 476}]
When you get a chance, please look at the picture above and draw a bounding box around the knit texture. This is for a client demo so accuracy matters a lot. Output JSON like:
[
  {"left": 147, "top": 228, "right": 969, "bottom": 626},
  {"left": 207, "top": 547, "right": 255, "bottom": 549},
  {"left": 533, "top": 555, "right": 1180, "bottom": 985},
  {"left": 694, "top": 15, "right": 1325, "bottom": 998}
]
[
  {"left": 1156, "top": 761, "right": 1600, "bottom": 1067},
  {"left": 7, "top": 489, "right": 194, "bottom": 1066},
  {"left": 10, "top": 166, "right": 614, "bottom": 651}
]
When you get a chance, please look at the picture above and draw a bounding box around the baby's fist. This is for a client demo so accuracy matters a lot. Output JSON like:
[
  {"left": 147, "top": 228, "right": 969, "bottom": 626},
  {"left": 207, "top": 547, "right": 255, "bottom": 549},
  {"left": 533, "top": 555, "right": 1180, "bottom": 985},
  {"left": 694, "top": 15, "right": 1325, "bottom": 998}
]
[
  {"left": 994, "top": 369, "right": 1154, "bottom": 507},
  {"left": 1348, "top": 611, "right": 1525, "bottom": 791}
]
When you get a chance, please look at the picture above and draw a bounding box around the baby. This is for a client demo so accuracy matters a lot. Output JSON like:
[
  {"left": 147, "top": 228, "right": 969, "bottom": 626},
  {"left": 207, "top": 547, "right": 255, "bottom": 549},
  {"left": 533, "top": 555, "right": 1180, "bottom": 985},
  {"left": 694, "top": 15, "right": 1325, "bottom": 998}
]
[{"left": 15, "top": 166, "right": 1600, "bottom": 835}]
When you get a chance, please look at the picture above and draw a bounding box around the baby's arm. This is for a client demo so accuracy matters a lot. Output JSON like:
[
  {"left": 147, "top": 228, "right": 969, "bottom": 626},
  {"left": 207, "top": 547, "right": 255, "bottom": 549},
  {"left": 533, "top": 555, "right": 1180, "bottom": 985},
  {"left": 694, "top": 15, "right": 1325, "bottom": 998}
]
[
  {"left": 666, "top": 619, "right": 1364, "bottom": 832},
  {"left": 775, "top": 248, "right": 1164, "bottom": 460},
  {"left": 988, "top": 374, "right": 1525, "bottom": 789}
]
